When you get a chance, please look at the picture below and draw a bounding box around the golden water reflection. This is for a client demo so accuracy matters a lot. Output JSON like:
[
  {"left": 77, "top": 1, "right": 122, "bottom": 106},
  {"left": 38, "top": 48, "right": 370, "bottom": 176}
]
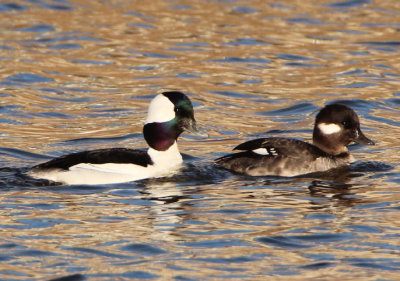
[{"left": 0, "top": 0, "right": 399, "bottom": 280}]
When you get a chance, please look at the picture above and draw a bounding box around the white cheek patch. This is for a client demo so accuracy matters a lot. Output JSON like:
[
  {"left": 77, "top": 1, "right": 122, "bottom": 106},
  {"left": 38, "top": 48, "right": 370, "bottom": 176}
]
[
  {"left": 252, "top": 147, "right": 278, "bottom": 156},
  {"left": 145, "top": 94, "right": 175, "bottom": 124},
  {"left": 318, "top": 123, "right": 341, "bottom": 135}
]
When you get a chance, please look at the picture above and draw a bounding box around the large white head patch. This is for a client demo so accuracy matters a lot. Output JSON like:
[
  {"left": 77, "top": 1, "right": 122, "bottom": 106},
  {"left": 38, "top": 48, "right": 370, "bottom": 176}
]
[{"left": 145, "top": 94, "right": 175, "bottom": 124}]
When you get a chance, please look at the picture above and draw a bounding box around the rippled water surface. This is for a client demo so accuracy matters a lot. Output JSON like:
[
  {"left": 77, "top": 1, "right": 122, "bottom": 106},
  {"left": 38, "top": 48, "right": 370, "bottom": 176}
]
[{"left": 1, "top": 0, "right": 400, "bottom": 280}]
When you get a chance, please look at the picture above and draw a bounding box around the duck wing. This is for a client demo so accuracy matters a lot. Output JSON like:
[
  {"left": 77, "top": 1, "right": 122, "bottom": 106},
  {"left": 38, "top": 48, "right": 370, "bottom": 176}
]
[
  {"left": 33, "top": 148, "right": 153, "bottom": 171},
  {"left": 233, "top": 137, "right": 323, "bottom": 160},
  {"left": 216, "top": 138, "right": 325, "bottom": 176}
]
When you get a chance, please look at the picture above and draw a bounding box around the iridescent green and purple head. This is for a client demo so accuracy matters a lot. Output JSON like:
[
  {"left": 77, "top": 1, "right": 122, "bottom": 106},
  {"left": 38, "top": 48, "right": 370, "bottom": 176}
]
[{"left": 143, "top": 91, "right": 206, "bottom": 151}]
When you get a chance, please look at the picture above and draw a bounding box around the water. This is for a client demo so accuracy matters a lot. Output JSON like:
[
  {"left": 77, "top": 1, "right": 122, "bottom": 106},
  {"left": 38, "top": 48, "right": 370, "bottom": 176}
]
[{"left": 1, "top": 0, "right": 400, "bottom": 280}]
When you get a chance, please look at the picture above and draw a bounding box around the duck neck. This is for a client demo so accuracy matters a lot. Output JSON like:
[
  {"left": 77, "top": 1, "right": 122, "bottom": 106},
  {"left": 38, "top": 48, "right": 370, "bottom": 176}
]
[
  {"left": 315, "top": 141, "right": 349, "bottom": 156},
  {"left": 313, "top": 129, "right": 349, "bottom": 156},
  {"left": 143, "top": 120, "right": 182, "bottom": 151}
]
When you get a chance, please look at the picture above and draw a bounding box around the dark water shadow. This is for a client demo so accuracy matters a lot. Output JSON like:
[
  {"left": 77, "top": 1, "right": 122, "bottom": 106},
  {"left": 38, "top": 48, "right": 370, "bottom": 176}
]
[{"left": 48, "top": 274, "right": 86, "bottom": 281}]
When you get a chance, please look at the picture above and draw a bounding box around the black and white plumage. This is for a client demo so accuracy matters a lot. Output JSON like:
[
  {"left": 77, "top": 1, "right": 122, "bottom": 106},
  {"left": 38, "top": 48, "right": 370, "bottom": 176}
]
[
  {"left": 28, "top": 91, "right": 205, "bottom": 185},
  {"left": 216, "top": 103, "right": 375, "bottom": 177}
]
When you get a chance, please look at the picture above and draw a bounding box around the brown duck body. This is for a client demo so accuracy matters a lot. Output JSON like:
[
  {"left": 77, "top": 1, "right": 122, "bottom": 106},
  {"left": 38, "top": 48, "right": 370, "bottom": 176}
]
[
  {"left": 216, "top": 138, "right": 352, "bottom": 177},
  {"left": 216, "top": 104, "right": 374, "bottom": 177}
]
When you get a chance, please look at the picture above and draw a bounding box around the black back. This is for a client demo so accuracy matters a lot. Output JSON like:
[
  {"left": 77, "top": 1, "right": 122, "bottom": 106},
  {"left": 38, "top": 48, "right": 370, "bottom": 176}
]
[{"left": 33, "top": 148, "right": 153, "bottom": 170}]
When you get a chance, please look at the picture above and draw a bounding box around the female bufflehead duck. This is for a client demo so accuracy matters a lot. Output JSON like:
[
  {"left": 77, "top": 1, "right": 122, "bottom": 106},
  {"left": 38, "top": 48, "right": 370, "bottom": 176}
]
[
  {"left": 28, "top": 91, "right": 205, "bottom": 185},
  {"left": 216, "top": 103, "right": 375, "bottom": 177}
]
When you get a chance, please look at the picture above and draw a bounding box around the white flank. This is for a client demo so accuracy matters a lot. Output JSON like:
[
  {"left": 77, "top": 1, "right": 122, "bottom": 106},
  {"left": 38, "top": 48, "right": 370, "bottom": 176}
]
[
  {"left": 252, "top": 147, "right": 279, "bottom": 156},
  {"left": 31, "top": 164, "right": 156, "bottom": 185},
  {"left": 28, "top": 142, "right": 183, "bottom": 185},
  {"left": 145, "top": 94, "right": 175, "bottom": 124},
  {"left": 318, "top": 123, "right": 341, "bottom": 135},
  {"left": 253, "top": 148, "right": 270, "bottom": 156}
]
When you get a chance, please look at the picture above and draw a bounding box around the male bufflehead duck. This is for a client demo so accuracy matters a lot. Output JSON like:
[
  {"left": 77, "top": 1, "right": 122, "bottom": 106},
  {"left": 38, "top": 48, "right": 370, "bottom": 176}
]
[
  {"left": 216, "top": 103, "right": 375, "bottom": 177},
  {"left": 28, "top": 91, "right": 205, "bottom": 185}
]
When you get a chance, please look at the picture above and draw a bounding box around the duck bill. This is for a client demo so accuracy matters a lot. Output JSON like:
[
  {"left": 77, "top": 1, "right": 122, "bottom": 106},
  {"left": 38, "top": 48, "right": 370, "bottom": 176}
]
[
  {"left": 182, "top": 118, "right": 208, "bottom": 138},
  {"left": 355, "top": 128, "right": 375, "bottom": 145}
]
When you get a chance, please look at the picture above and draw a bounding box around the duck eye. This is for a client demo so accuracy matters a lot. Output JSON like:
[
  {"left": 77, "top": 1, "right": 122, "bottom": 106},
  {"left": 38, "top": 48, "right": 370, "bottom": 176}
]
[
  {"left": 341, "top": 121, "right": 350, "bottom": 128},
  {"left": 174, "top": 107, "right": 180, "bottom": 113}
]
